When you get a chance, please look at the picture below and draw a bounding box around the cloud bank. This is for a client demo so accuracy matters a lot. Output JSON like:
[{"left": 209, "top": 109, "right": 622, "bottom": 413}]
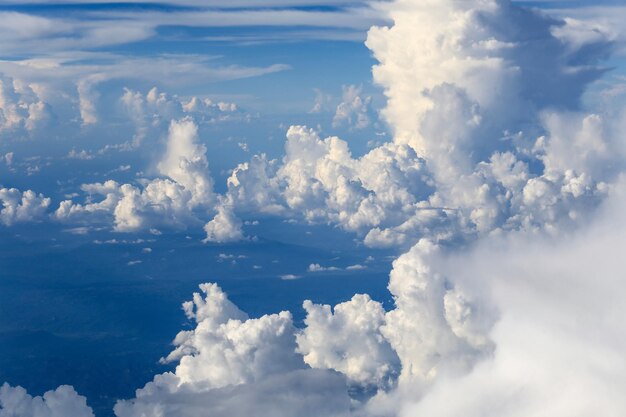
[{"left": 3, "top": 0, "right": 626, "bottom": 416}]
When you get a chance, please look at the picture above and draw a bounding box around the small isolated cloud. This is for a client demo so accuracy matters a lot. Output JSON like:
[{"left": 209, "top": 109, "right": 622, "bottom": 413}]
[
  {"left": 280, "top": 274, "right": 301, "bottom": 280},
  {"left": 309, "top": 88, "right": 333, "bottom": 114},
  {"left": 67, "top": 149, "right": 95, "bottom": 160},
  {"left": 332, "top": 84, "right": 374, "bottom": 130},
  {"left": 308, "top": 263, "right": 366, "bottom": 272},
  {"left": 345, "top": 264, "right": 367, "bottom": 271},
  {"left": 308, "top": 263, "right": 341, "bottom": 272},
  {"left": 3, "top": 152, "right": 14, "bottom": 166}
]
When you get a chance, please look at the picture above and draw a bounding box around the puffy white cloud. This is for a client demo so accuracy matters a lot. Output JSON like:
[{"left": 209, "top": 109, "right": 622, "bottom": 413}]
[
  {"left": 6, "top": 2, "right": 626, "bottom": 416},
  {"left": 0, "top": 383, "right": 94, "bottom": 417},
  {"left": 366, "top": 0, "right": 610, "bottom": 154},
  {"left": 218, "top": 0, "right": 620, "bottom": 248},
  {"left": 332, "top": 84, "right": 374, "bottom": 130},
  {"left": 157, "top": 283, "right": 302, "bottom": 389},
  {"left": 121, "top": 87, "right": 245, "bottom": 146},
  {"left": 0, "top": 76, "right": 50, "bottom": 133},
  {"left": 308, "top": 263, "right": 340, "bottom": 272},
  {"left": 157, "top": 117, "right": 215, "bottom": 208},
  {"left": 55, "top": 118, "right": 215, "bottom": 232},
  {"left": 203, "top": 197, "right": 244, "bottom": 243},
  {"left": 114, "top": 283, "right": 352, "bottom": 417},
  {"left": 370, "top": 187, "right": 626, "bottom": 417},
  {"left": 54, "top": 178, "right": 198, "bottom": 232},
  {"left": 297, "top": 294, "right": 400, "bottom": 389},
  {"left": 226, "top": 125, "right": 431, "bottom": 239},
  {"left": 76, "top": 75, "right": 105, "bottom": 125},
  {"left": 0, "top": 187, "right": 51, "bottom": 226},
  {"left": 382, "top": 240, "right": 493, "bottom": 384}
]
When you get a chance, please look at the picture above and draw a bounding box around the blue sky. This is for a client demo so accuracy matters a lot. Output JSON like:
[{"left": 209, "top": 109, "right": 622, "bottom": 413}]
[{"left": 1, "top": 0, "right": 626, "bottom": 416}]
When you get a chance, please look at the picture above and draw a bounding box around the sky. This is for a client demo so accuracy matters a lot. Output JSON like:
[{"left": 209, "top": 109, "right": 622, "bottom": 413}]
[{"left": 1, "top": 0, "right": 626, "bottom": 416}]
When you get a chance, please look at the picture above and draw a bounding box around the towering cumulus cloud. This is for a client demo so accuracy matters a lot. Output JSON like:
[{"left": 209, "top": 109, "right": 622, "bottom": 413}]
[
  {"left": 221, "top": 0, "right": 618, "bottom": 249},
  {"left": 54, "top": 118, "right": 217, "bottom": 232}
]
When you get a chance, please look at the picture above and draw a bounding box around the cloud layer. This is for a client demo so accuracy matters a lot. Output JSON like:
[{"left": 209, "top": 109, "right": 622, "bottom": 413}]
[{"left": 3, "top": 0, "right": 626, "bottom": 416}]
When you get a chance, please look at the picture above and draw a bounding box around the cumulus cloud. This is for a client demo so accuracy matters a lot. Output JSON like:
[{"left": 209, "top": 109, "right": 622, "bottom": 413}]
[
  {"left": 218, "top": 0, "right": 621, "bottom": 250},
  {"left": 381, "top": 240, "right": 493, "bottom": 385},
  {"left": 297, "top": 294, "right": 400, "bottom": 390},
  {"left": 0, "top": 383, "right": 94, "bottom": 417},
  {"left": 332, "top": 84, "right": 374, "bottom": 130},
  {"left": 308, "top": 263, "right": 340, "bottom": 272},
  {"left": 121, "top": 87, "right": 245, "bottom": 146},
  {"left": 55, "top": 118, "right": 215, "bottom": 232},
  {"left": 109, "top": 2, "right": 626, "bottom": 412},
  {"left": 113, "top": 283, "right": 351, "bottom": 417},
  {"left": 0, "top": 187, "right": 51, "bottom": 226},
  {"left": 366, "top": 186, "right": 626, "bottom": 417},
  {"left": 157, "top": 117, "right": 215, "bottom": 207},
  {"left": 19, "top": 191, "right": 626, "bottom": 417},
  {"left": 0, "top": 76, "right": 51, "bottom": 133},
  {"left": 6, "top": 1, "right": 626, "bottom": 416},
  {"left": 203, "top": 197, "right": 245, "bottom": 243},
  {"left": 225, "top": 125, "right": 432, "bottom": 242},
  {"left": 0, "top": 54, "right": 287, "bottom": 134}
]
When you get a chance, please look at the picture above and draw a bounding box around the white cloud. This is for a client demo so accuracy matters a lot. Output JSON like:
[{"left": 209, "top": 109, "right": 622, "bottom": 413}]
[
  {"left": 76, "top": 74, "right": 105, "bottom": 125},
  {"left": 0, "top": 187, "right": 51, "bottom": 226},
  {"left": 203, "top": 198, "right": 245, "bottom": 243},
  {"left": 308, "top": 263, "right": 340, "bottom": 272},
  {"left": 279, "top": 274, "right": 300, "bottom": 280},
  {"left": 226, "top": 125, "right": 430, "bottom": 240},
  {"left": 67, "top": 149, "right": 95, "bottom": 160},
  {"left": 219, "top": 0, "right": 622, "bottom": 250},
  {"left": 4, "top": 2, "right": 626, "bottom": 416},
  {"left": 114, "top": 369, "right": 350, "bottom": 417},
  {"left": 297, "top": 294, "right": 400, "bottom": 389},
  {"left": 157, "top": 117, "right": 215, "bottom": 208},
  {"left": 55, "top": 118, "right": 216, "bottom": 232},
  {"left": 309, "top": 88, "right": 333, "bottom": 114},
  {"left": 0, "top": 383, "right": 94, "bottom": 417},
  {"left": 113, "top": 283, "right": 352, "bottom": 417},
  {"left": 0, "top": 75, "right": 51, "bottom": 133},
  {"left": 0, "top": 55, "right": 288, "bottom": 131},
  {"left": 332, "top": 84, "right": 374, "bottom": 130},
  {"left": 381, "top": 240, "right": 493, "bottom": 385},
  {"left": 121, "top": 87, "right": 245, "bottom": 146},
  {"left": 368, "top": 186, "right": 626, "bottom": 417}
]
